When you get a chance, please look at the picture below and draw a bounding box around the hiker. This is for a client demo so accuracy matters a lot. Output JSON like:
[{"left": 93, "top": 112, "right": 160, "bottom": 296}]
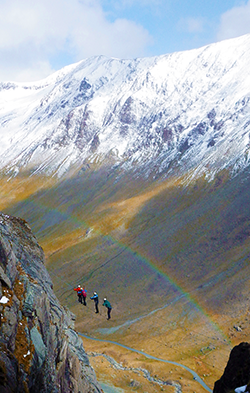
[
  {"left": 74, "top": 285, "right": 84, "bottom": 304},
  {"left": 74, "top": 285, "right": 87, "bottom": 305},
  {"left": 90, "top": 292, "right": 99, "bottom": 313},
  {"left": 102, "top": 298, "right": 112, "bottom": 320},
  {"left": 81, "top": 287, "right": 87, "bottom": 306}
]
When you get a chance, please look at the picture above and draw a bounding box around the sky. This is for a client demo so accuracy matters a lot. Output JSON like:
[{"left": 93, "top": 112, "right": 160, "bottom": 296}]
[{"left": 1, "top": 0, "right": 250, "bottom": 82}]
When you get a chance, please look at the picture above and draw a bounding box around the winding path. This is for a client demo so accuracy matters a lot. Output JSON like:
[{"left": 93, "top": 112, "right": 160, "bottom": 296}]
[{"left": 79, "top": 333, "right": 213, "bottom": 393}]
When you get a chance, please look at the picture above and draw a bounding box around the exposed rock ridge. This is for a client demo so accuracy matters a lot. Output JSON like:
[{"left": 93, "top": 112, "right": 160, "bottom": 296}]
[{"left": 0, "top": 212, "right": 102, "bottom": 393}]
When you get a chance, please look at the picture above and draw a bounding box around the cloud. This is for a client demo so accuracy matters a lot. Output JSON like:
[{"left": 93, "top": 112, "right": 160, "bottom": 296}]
[
  {"left": 177, "top": 17, "right": 205, "bottom": 34},
  {"left": 217, "top": 1, "right": 250, "bottom": 41},
  {"left": 0, "top": 0, "right": 152, "bottom": 82},
  {"left": 103, "top": 0, "right": 162, "bottom": 7},
  {"left": 0, "top": 49, "right": 55, "bottom": 83}
]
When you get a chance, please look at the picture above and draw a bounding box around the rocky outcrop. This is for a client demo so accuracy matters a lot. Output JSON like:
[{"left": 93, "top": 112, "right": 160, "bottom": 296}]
[
  {"left": 0, "top": 213, "right": 102, "bottom": 393},
  {"left": 213, "top": 342, "right": 250, "bottom": 393}
]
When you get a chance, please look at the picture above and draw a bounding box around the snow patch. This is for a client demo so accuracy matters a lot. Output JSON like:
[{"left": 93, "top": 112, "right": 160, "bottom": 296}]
[
  {"left": 235, "top": 386, "right": 248, "bottom": 393},
  {"left": 0, "top": 296, "right": 9, "bottom": 304}
]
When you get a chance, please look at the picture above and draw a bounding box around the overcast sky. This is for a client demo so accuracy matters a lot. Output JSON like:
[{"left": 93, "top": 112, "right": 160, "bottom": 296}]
[{"left": 1, "top": 0, "right": 250, "bottom": 82}]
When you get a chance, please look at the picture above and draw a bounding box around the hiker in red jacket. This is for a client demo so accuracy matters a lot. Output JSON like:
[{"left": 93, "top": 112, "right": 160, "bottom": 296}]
[{"left": 74, "top": 285, "right": 87, "bottom": 305}]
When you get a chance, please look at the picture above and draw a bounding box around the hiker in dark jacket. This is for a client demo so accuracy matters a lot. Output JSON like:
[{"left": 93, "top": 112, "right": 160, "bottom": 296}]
[
  {"left": 102, "top": 298, "right": 112, "bottom": 320},
  {"left": 81, "top": 287, "right": 87, "bottom": 306},
  {"left": 90, "top": 292, "right": 99, "bottom": 313}
]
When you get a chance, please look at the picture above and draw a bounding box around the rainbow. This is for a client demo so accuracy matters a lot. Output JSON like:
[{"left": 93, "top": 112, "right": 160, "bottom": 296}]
[{"left": 21, "top": 196, "right": 232, "bottom": 347}]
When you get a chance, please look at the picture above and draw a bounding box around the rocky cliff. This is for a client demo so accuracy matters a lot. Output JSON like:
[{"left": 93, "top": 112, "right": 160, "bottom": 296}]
[
  {"left": 0, "top": 212, "right": 102, "bottom": 393},
  {"left": 213, "top": 342, "right": 250, "bottom": 393}
]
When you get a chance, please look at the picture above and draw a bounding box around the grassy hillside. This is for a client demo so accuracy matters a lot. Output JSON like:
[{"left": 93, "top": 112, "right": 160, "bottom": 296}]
[{"left": 1, "top": 167, "right": 250, "bottom": 390}]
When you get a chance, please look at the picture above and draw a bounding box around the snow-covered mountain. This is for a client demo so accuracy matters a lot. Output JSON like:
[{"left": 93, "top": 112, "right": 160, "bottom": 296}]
[{"left": 1, "top": 34, "right": 250, "bottom": 179}]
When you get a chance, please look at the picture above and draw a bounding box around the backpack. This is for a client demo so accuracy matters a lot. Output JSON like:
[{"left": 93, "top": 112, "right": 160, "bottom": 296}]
[{"left": 82, "top": 289, "right": 87, "bottom": 297}]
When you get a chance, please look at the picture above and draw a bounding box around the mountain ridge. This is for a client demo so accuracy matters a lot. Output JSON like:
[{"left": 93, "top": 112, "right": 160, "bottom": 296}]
[{"left": 1, "top": 34, "right": 250, "bottom": 181}]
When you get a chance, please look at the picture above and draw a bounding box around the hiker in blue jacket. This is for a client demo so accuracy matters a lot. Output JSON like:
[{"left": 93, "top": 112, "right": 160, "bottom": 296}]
[
  {"left": 90, "top": 291, "right": 99, "bottom": 313},
  {"left": 102, "top": 298, "right": 112, "bottom": 320}
]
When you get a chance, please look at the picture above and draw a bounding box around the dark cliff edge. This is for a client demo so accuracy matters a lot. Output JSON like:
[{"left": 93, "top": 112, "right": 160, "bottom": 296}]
[
  {"left": 213, "top": 342, "right": 250, "bottom": 393},
  {"left": 0, "top": 213, "right": 102, "bottom": 393}
]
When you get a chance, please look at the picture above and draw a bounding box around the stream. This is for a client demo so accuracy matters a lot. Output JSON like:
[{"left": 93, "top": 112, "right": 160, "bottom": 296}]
[{"left": 79, "top": 333, "right": 213, "bottom": 392}]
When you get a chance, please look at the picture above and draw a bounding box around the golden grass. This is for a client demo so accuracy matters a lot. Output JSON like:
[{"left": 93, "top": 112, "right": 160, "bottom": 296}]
[
  {"left": 0, "top": 175, "right": 56, "bottom": 211},
  {"left": 91, "top": 176, "right": 182, "bottom": 234},
  {"left": 41, "top": 227, "right": 94, "bottom": 256},
  {"left": 41, "top": 175, "right": 183, "bottom": 258}
]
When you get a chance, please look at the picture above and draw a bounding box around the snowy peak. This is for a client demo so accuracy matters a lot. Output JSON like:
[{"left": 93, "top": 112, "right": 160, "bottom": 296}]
[{"left": 1, "top": 34, "right": 250, "bottom": 179}]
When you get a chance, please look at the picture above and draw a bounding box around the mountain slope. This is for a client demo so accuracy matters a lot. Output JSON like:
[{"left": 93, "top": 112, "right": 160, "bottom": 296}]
[
  {"left": 1, "top": 34, "right": 250, "bottom": 180},
  {"left": 1, "top": 34, "right": 250, "bottom": 391},
  {"left": 3, "top": 165, "right": 250, "bottom": 391}
]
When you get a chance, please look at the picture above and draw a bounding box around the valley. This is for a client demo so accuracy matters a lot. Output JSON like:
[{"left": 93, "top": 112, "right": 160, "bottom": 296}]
[{"left": 1, "top": 165, "right": 250, "bottom": 392}]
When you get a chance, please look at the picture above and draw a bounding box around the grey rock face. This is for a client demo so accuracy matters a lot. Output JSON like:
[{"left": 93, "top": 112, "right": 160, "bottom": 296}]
[{"left": 0, "top": 213, "right": 102, "bottom": 393}]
